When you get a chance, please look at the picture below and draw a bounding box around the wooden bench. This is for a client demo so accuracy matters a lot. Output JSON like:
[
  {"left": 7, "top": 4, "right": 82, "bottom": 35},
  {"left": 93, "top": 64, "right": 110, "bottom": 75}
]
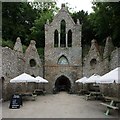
[
  {"left": 100, "top": 103, "right": 118, "bottom": 110},
  {"left": 20, "top": 92, "right": 37, "bottom": 101},
  {"left": 85, "top": 92, "right": 103, "bottom": 100},
  {"left": 34, "top": 89, "right": 46, "bottom": 95},
  {"left": 100, "top": 101, "right": 119, "bottom": 115}
]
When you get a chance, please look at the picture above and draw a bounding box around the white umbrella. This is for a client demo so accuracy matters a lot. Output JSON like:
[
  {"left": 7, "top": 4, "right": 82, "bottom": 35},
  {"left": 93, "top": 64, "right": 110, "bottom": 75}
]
[
  {"left": 99, "top": 67, "right": 120, "bottom": 83},
  {"left": 35, "top": 76, "right": 48, "bottom": 90},
  {"left": 85, "top": 74, "right": 101, "bottom": 83},
  {"left": 10, "top": 73, "right": 36, "bottom": 83},
  {"left": 35, "top": 76, "right": 48, "bottom": 83},
  {"left": 10, "top": 73, "right": 36, "bottom": 92},
  {"left": 75, "top": 77, "right": 88, "bottom": 84}
]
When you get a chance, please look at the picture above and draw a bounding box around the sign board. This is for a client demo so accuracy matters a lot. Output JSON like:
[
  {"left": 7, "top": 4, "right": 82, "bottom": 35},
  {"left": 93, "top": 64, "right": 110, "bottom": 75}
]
[{"left": 9, "top": 94, "right": 22, "bottom": 109}]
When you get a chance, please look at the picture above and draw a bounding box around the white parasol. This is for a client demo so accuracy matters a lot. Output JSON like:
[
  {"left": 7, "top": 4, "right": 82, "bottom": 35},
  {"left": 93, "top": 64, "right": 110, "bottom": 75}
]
[
  {"left": 85, "top": 74, "right": 101, "bottom": 83},
  {"left": 75, "top": 77, "right": 88, "bottom": 84},
  {"left": 99, "top": 67, "right": 120, "bottom": 83}
]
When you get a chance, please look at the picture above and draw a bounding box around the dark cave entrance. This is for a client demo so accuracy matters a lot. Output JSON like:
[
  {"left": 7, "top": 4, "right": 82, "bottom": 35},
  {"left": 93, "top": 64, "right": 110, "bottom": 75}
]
[{"left": 55, "top": 75, "right": 71, "bottom": 92}]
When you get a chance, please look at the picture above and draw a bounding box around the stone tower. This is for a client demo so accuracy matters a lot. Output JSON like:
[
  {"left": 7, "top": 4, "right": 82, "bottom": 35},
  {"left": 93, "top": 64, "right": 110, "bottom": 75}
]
[{"left": 44, "top": 4, "right": 82, "bottom": 93}]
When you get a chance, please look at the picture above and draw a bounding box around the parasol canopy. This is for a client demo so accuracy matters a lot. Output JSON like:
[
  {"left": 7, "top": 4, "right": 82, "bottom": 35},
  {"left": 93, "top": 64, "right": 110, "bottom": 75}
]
[
  {"left": 85, "top": 74, "right": 101, "bottom": 83},
  {"left": 75, "top": 77, "right": 88, "bottom": 84},
  {"left": 35, "top": 76, "right": 48, "bottom": 83},
  {"left": 99, "top": 67, "right": 120, "bottom": 83},
  {"left": 10, "top": 73, "right": 36, "bottom": 83}
]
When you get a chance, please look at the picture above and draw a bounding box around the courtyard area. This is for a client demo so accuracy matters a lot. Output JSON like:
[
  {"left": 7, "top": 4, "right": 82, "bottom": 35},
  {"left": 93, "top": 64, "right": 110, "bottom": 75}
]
[{"left": 2, "top": 92, "right": 120, "bottom": 118}]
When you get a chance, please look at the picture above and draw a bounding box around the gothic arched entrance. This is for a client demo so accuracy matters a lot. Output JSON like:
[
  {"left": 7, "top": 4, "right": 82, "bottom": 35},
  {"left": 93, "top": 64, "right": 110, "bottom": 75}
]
[{"left": 55, "top": 75, "right": 71, "bottom": 92}]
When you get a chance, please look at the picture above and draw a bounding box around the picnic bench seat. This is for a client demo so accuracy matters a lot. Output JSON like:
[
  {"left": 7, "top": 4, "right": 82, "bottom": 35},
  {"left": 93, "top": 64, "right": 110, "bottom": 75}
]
[
  {"left": 100, "top": 98, "right": 119, "bottom": 115},
  {"left": 20, "top": 92, "right": 37, "bottom": 101},
  {"left": 100, "top": 103, "right": 119, "bottom": 110},
  {"left": 33, "top": 89, "right": 46, "bottom": 95},
  {"left": 85, "top": 92, "right": 103, "bottom": 100}
]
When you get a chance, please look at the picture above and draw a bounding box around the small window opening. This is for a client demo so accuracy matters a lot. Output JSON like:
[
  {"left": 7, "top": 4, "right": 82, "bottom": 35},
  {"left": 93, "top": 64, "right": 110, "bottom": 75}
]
[{"left": 30, "top": 59, "right": 36, "bottom": 67}]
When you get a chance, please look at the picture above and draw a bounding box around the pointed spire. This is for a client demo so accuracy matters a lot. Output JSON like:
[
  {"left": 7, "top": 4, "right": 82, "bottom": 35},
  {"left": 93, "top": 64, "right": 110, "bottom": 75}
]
[
  {"left": 61, "top": 3, "right": 65, "bottom": 8},
  {"left": 77, "top": 19, "right": 80, "bottom": 25},
  {"left": 13, "top": 37, "right": 23, "bottom": 53},
  {"left": 25, "top": 40, "right": 36, "bottom": 52},
  {"left": 46, "top": 19, "right": 49, "bottom": 24},
  {"left": 103, "top": 36, "right": 114, "bottom": 59},
  {"left": 61, "top": 3, "right": 67, "bottom": 11},
  {"left": 90, "top": 39, "right": 101, "bottom": 54}
]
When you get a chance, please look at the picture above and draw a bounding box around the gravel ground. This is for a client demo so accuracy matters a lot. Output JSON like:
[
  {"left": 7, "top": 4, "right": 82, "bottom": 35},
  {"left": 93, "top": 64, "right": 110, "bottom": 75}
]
[{"left": 2, "top": 92, "right": 120, "bottom": 118}]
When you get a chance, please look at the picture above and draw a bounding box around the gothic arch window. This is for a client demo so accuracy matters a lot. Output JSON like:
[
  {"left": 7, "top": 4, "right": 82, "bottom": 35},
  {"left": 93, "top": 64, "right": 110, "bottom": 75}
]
[
  {"left": 90, "top": 59, "right": 97, "bottom": 68},
  {"left": 30, "top": 59, "right": 36, "bottom": 67},
  {"left": 54, "top": 29, "right": 59, "bottom": 47},
  {"left": 68, "top": 30, "right": 72, "bottom": 47},
  {"left": 58, "top": 55, "right": 69, "bottom": 65},
  {"left": 60, "top": 20, "right": 66, "bottom": 47}
]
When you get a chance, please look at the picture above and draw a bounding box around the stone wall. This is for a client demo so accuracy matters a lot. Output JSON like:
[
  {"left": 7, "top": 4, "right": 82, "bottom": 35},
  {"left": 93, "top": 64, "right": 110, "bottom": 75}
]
[
  {"left": 83, "top": 40, "right": 103, "bottom": 77},
  {"left": 24, "top": 40, "right": 43, "bottom": 77},
  {"left": 99, "top": 83, "right": 120, "bottom": 98},
  {"left": 45, "top": 66, "right": 81, "bottom": 93},
  {"left": 1, "top": 4, "right": 120, "bottom": 100},
  {"left": 110, "top": 48, "right": 120, "bottom": 70},
  {"left": 1, "top": 39, "right": 43, "bottom": 100},
  {"left": 2, "top": 47, "right": 19, "bottom": 100}
]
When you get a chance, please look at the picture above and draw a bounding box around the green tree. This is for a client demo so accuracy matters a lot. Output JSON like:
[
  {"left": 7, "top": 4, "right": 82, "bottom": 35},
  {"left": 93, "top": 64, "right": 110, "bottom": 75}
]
[
  {"left": 89, "top": 2, "right": 120, "bottom": 46},
  {"left": 72, "top": 10, "right": 95, "bottom": 45},
  {"left": 30, "top": 2, "right": 58, "bottom": 48},
  {"left": 2, "top": 2, "right": 37, "bottom": 45}
]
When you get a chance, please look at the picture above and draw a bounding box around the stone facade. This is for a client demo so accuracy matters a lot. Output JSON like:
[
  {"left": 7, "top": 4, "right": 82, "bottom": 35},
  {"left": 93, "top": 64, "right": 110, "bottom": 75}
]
[
  {"left": 45, "top": 4, "right": 82, "bottom": 93},
  {"left": 1, "top": 4, "right": 120, "bottom": 100}
]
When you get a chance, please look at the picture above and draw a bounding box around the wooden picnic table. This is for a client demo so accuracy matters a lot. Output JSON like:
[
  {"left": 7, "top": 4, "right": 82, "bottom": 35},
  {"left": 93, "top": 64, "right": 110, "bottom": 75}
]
[
  {"left": 33, "top": 89, "right": 46, "bottom": 95},
  {"left": 85, "top": 91, "right": 103, "bottom": 100},
  {"left": 100, "top": 96, "right": 120, "bottom": 115},
  {"left": 15, "top": 92, "right": 37, "bottom": 101}
]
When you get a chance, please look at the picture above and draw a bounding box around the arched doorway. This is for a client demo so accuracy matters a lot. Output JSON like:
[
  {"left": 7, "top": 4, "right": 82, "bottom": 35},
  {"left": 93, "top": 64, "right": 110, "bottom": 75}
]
[{"left": 55, "top": 75, "right": 71, "bottom": 92}]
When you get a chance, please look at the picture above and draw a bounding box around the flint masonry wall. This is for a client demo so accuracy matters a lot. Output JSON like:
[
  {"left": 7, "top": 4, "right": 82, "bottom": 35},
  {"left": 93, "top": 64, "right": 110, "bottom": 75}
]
[
  {"left": 44, "top": 4, "right": 82, "bottom": 93},
  {"left": 1, "top": 4, "right": 120, "bottom": 100},
  {"left": 110, "top": 48, "right": 120, "bottom": 70},
  {"left": 1, "top": 38, "right": 43, "bottom": 100},
  {"left": 2, "top": 47, "right": 20, "bottom": 100},
  {"left": 24, "top": 40, "right": 43, "bottom": 77},
  {"left": 83, "top": 40, "right": 103, "bottom": 77}
]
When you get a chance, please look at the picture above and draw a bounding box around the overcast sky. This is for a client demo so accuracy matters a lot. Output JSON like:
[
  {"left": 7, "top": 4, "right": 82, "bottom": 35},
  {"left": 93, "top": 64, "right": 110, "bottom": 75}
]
[{"left": 56, "top": 0, "right": 94, "bottom": 14}]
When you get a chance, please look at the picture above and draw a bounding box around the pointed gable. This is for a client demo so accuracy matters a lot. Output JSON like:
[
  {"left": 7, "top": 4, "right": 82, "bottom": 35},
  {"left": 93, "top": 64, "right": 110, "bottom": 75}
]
[
  {"left": 13, "top": 37, "right": 23, "bottom": 53},
  {"left": 103, "top": 36, "right": 114, "bottom": 59},
  {"left": 24, "top": 40, "right": 43, "bottom": 77},
  {"left": 50, "top": 4, "right": 75, "bottom": 26},
  {"left": 88, "top": 39, "right": 101, "bottom": 58}
]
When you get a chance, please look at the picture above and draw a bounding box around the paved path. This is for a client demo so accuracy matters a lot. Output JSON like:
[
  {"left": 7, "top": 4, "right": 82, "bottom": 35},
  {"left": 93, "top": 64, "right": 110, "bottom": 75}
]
[{"left": 2, "top": 92, "right": 120, "bottom": 118}]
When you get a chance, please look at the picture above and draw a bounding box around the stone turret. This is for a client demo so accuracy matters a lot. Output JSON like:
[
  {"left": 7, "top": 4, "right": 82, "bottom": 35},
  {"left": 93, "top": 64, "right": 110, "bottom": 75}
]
[
  {"left": 13, "top": 37, "right": 23, "bottom": 53},
  {"left": 103, "top": 36, "right": 114, "bottom": 59},
  {"left": 24, "top": 40, "right": 43, "bottom": 77}
]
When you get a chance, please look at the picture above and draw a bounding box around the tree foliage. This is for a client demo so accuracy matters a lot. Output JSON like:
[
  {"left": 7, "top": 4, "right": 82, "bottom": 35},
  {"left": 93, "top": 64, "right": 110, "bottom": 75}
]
[
  {"left": 72, "top": 10, "right": 95, "bottom": 45},
  {"left": 30, "top": 2, "right": 58, "bottom": 47},
  {"left": 2, "top": 2, "right": 120, "bottom": 51},
  {"left": 2, "top": 2, "right": 38, "bottom": 45},
  {"left": 89, "top": 2, "right": 120, "bottom": 46}
]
